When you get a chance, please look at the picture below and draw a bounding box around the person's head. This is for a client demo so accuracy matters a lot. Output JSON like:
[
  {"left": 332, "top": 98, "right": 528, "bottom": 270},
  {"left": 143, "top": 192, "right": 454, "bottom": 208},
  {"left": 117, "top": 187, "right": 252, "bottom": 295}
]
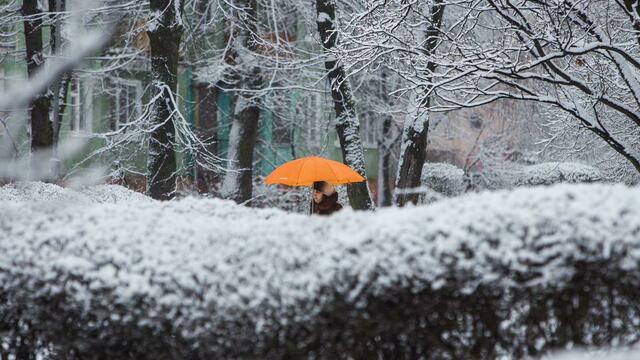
[{"left": 313, "top": 181, "right": 335, "bottom": 203}]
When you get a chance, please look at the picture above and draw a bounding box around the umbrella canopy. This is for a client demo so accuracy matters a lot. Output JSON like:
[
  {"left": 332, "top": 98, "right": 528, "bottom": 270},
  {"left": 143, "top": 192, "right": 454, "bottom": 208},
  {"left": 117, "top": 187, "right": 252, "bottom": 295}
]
[{"left": 264, "top": 156, "right": 365, "bottom": 186}]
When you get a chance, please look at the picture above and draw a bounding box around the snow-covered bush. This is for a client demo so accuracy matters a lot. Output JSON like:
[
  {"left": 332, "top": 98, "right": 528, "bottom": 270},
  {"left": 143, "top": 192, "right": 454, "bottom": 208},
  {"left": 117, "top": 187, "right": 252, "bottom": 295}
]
[
  {"left": 516, "top": 162, "right": 603, "bottom": 186},
  {"left": 467, "top": 161, "right": 524, "bottom": 191},
  {"left": 249, "top": 179, "right": 308, "bottom": 212},
  {"left": 250, "top": 180, "right": 350, "bottom": 213},
  {"left": 419, "top": 186, "right": 446, "bottom": 205},
  {"left": 0, "top": 182, "right": 151, "bottom": 204},
  {"left": 1, "top": 183, "right": 640, "bottom": 359},
  {"left": 546, "top": 348, "right": 640, "bottom": 360},
  {"left": 420, "top": 162, "right": 465, "bottom": 197}
]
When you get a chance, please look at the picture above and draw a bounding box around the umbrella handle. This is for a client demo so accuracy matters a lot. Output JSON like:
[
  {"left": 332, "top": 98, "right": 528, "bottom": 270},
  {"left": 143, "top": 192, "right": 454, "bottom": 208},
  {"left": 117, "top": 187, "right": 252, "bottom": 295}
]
[{"left": 309, "top": 185, "right": 313, "bottom": 215}]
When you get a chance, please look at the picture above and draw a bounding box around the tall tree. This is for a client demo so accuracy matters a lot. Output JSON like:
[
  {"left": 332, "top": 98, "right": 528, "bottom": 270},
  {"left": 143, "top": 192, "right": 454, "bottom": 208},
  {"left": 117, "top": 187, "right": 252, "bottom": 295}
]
[
  {"left": 316, "top": 0, "right": 373, "bottom": 210},
  {"left": 394, "top": 0, "right": 445, "bottom": 206},
  {"left": 22, "top": 0, "right": 52, "bottom": 161},
  {"left": 147, "top": 0, "right": 183, "bottom": 200},
  {"left": 220, "top": 0, "right": 263, "bottom": 204},
  {"left": 48, "top": 0, "right": 70, "bottom": 177},
  {"left": 377, "top": 71, "right": 395, "bottom": 207},
  {"left": 377, "top": 115, "right": 393, "bottom": 206}
]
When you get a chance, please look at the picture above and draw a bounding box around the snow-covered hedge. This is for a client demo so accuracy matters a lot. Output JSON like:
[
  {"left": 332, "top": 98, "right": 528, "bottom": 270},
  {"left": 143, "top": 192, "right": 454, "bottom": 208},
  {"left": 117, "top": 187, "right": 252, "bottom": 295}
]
[
  {"left": 515, "top": 162, "right": 603, "bottom": 186},
  {"left": 249, "top": 179, "right": 308, "bottom": 212},
  {"left": 548, "top": 349, "right": 640, "bottom": 360},
  {"left": 0, "top": 181, "right": 151, "bottom": 204},
  {"left": 1, "top": 183, "right": 640, "bottom": 359},
  {"left": 421, "top": 162, "right": 465, "bottom": 197}
]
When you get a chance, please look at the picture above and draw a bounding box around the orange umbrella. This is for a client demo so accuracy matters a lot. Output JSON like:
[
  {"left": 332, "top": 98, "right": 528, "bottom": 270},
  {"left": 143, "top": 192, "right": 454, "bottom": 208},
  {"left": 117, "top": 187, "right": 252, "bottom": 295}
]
[{"left": 264, "top": 156, "right": 365, "bottom": 186}]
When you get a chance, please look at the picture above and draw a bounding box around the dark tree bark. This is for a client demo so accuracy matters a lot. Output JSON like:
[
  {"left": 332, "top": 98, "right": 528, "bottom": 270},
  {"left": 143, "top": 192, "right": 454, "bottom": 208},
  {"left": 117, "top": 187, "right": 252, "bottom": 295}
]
[
  {"left": 377, "top": 115, "right": 393, "bottom": 207},
  {"left": 220, "top": 0, "right": 262, "bottom": 204},
  {"left": 147, "top": 0, "right": 183, "bottom": 200},
  {"left": 22, "top": 0, "right": 52, "bottom": 156},
  {"left": 316, "top": 0, "right": 373, "bottom": 210},
  {"left": 52, "top": 73, "right": 70, "bottom": 146},
  {"left": 49, "top": 0, "right": 67, "bottom": 143},
  {"left": 48, "top": 0, "right": 69, "bottom": 178},
  {"left": 394, "top": 0, "right": 444, "bottom": 206},
  {"left": 377, "top": 71, "right": 394, "bottom": 207}
]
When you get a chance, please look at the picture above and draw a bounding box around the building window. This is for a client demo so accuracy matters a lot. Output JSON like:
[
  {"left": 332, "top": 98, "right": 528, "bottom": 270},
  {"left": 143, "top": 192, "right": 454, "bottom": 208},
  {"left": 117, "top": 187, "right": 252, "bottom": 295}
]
[
  {"left": 272, "top": 93, "right": 292, "bottom": 145},
  {"left": 108, "top": 78, "right": 142, "bottom": 130},
  {"left": 360, "top": 111, "right": 378, "bottom": 148},
  {"left": 0, "top": 22, "right": 16, "bottom": 54},
  {"left": 443, "top": 116, "right": 454, "bottom": 139},
  {"left": 70, "top": 76, "right": 93, "bottom": 134},
  {"left": 297, "top": 90, "right": 323, "bottom": 150},
  {"left": 308, "top": 92, "right": 322, "bottom": 142}
]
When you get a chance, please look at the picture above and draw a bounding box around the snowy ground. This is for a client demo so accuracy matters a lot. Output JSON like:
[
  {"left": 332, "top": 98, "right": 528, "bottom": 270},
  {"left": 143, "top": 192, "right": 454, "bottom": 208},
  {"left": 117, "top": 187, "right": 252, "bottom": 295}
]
[{"left": 1, "top": 182, "right": 639, "bottom": 357}]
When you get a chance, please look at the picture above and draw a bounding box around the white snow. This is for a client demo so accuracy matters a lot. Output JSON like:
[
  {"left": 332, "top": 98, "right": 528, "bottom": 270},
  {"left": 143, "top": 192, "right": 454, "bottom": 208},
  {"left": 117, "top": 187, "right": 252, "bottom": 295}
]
[
  {"left": 1, "top": 182, "right": 640, "bottom": 341},
  {"left": 317, "top": 12, "right": 333, "bottom": 24},
  {"left": 146, "top": 10, "right": 163, "bottom": 33}
]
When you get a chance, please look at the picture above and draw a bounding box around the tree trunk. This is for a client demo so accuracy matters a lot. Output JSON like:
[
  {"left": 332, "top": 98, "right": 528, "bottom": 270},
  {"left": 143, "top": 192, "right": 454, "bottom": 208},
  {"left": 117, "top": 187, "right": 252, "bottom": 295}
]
[
  {"left": 316, "top": 0, "right": 373, "bottom": 210},
  {"left": 49, "top": 0, "right": 67, "bottom": 177},
  {"left": 147, "top": 0, "right": 183, "bottom": 200},
  {"left": 22, "top": 0, "right": 52, "bottom": 170},
  {"left": 394, "top": 0, "right": 444, "bottom": 206},
  {"left": 377, "top": 115, "right": 393, "bottom": 207},
  {"left": 377, "top": 71, "right": 394, "bottom": 207},
  {"left": 52, "top": 73, "right": 71, "bottom": 147},
  {"left": 220, "top": 0, "right": 262, "bottom": 204},
  {"left": 395, "top": 103, "right": 430, "bottom": 206}
]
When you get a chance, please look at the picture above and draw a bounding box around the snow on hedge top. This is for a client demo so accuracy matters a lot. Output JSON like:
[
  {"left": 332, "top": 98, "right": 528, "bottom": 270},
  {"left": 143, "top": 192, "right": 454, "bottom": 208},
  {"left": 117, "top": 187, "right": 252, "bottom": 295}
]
[
  {"left": 1, "top": 182, "right": 639, "bottom": 337},
  {"left": 547, "top": 349, "right": 640, "bottom": 360},
  {"left": 0, "top": 182, "right": 152, "bottom": 203},
  {"left": 516, "top": 162, "right": 602, "bottom": 186}
]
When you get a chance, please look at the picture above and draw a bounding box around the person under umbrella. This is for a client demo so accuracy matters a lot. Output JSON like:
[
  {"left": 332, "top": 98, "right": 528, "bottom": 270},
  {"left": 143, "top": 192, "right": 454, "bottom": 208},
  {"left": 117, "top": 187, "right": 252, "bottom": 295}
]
[
  {"left": 263, "top": 156, "right": 365, "bottom": 215},
  {"left": 312, "top": 181, "right": 343, "bottom": 215}
]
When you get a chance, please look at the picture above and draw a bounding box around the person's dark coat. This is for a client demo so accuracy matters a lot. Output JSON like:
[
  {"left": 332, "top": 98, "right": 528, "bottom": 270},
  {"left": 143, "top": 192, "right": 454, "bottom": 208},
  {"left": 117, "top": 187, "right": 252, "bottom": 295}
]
[{"left": 313, "top": 192, "right": 343, "bottom": 215}]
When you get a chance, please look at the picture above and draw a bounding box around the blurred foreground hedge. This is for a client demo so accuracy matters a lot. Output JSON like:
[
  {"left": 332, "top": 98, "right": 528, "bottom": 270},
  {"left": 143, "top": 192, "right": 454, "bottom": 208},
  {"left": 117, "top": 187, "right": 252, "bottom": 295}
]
[{"left": 1, "top": 183, "right": 640, "bottom": 359}]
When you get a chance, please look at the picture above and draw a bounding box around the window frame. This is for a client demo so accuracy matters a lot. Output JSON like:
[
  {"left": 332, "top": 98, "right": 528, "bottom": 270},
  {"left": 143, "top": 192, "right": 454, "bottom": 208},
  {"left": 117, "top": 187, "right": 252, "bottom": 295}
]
[
  {"left": 70, "top": 76, "right": 93, "bottom": 135},
  {"left": 109, "top": 78, "right": 143, "bottom": 131}
]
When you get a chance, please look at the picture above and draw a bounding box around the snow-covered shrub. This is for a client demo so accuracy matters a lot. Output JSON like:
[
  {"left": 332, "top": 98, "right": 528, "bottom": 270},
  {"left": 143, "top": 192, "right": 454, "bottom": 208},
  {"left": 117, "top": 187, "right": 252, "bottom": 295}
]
[
  {"left": 421, "top": 162, "right": 465, "bottom": 197},
  {"left": 249, "top": 180, "right": 308, "bottom": 212},
  {"left": 0, "top": 182, "right": 151, "bottom": 204},
  {"left": 250, "top": 180, "right": 351, "bottom": 213},
  {"left": 1, "top": 184, "right": 640, "bottom": 359},
  {"left": 0, "top": 181, "right": 88, "bottom": 202},
  {"left": 419, "top": 186, "right": 446, "bottom": 205},
  {"left": 79, "top": 184, "right": 152, "bottom": 203},
  {"left": 467, "top": 161, "right": 524, "bottom": 191},
  {"left": 516, "top": 162, "right": 603, "bottom": 186},
  {"left": 547, "top": 348, "right": 640, "bottom": 360}
]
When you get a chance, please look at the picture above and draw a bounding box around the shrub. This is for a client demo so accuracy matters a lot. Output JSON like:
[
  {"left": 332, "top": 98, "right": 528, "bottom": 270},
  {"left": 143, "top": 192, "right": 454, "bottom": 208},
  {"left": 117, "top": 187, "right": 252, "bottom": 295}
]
[
  {"left": 515, "top": 162, "right": 603, "bottom": 186},
  {"left": 249, "top": 179, "right": 308, "bottom": 212},
  {"left": 1, "top": 183, "right": 640, "bottom": 359},
  {"left": 421, "top": 162, "right": 465, "bottom": 197}
]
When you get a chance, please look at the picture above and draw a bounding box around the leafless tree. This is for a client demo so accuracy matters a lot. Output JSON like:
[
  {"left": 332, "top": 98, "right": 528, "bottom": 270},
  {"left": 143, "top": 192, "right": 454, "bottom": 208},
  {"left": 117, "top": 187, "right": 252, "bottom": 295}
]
[{"left": 316, "top": 0, "right": 374, "bottom": 210}]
